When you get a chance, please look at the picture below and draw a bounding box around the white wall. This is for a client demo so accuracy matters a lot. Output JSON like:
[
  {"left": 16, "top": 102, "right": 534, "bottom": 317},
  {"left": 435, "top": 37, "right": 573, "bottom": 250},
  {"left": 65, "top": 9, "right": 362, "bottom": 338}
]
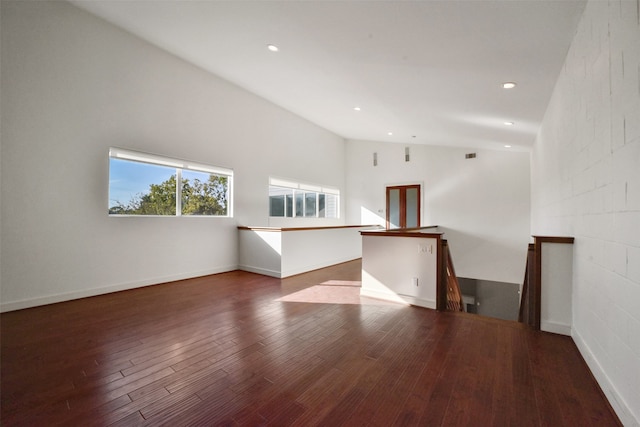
[
  {"left": 238, "top": 230, "right": 283, "bottom": 278},
  {"left": 361, "top": 234, "right": 439, "bottom": 309},
  {"left": 540, "top": 242, "right": 574, "bottom": 336},
  {"left": 0, "top": 1, "right": 345, "bottom": 311},
  {"left": 280, "top": 227, "right": 366, "bottom": 277},
  {"left": 531, "top": 0, "right": 640, "bottom": 424},
  {"left": 238, "top": 227, "right": 367, "bottom": 278},
  {"left": 346, "top": 141, "right": 531, "bottom": 285}
]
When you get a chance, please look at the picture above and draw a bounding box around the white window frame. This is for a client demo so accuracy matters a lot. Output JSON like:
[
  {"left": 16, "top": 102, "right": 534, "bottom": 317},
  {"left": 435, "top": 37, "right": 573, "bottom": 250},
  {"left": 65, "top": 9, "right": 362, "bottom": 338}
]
[
  {"left": 109, "top": 147, "right": 233, "bottom": 217},
  {"left": 268, "top": 177, "right": 339, "bottom": 219}
]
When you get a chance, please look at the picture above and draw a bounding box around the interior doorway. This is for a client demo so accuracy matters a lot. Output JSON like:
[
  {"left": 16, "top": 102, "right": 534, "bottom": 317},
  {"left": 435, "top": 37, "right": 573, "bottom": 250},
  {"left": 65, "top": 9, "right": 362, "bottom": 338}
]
[{"left": 386, "top": 184, "right": 420, "bottom": 229}]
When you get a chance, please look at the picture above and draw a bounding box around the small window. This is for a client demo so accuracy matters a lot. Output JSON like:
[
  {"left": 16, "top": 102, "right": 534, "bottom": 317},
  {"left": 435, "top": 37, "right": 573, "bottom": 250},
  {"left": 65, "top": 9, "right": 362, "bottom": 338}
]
[
  {"left": 108, "top": 148, "right": 232, "bottom": 217},
  {"left": 304, "top": 192, "right": 317, "bottom": 217},
  {"left": 269, "top": 186, "right": 293, "bottom": 217},
  {"left": 295, "top": 192, "right": 304, "bottom": 217},
  {"left": 268, "top": 178, "right": 339, "bottom": 218}
]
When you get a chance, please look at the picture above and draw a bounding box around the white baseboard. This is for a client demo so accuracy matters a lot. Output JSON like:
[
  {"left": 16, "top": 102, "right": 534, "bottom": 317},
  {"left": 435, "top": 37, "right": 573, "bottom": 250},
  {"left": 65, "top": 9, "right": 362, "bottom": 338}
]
[
  {"left": 280, "top": 256, "right": 360, "bottom": 278},
  {"left": 0, "top": 265, "right": 238, "bottom": 313},
  {"left": 360, "top": 288, "right": 409, "bottom": 304},
  {"left": 572, "top": 327, "right": 640, "bottom": 427},
  {"left": 239, "top": 257, "right": 361, "bottom": 279},
  {"left": 238, "top": 265, "right": 281, "bottom": 278},
  {"left": 359, "top": 288, "right": 435, "bottom": 310},
  {"left": 541, "top": 320, "right": 572, "bottom": 336},
  {"left": 396, "top": 293, "right": 437, "bottom": 310}
]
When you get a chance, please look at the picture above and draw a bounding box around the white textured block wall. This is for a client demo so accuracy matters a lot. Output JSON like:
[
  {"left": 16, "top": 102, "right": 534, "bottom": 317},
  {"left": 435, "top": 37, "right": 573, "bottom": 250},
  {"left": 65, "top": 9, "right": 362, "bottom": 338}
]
[{"left": 531, "top": 1, "right": 640, "bottom": 424}]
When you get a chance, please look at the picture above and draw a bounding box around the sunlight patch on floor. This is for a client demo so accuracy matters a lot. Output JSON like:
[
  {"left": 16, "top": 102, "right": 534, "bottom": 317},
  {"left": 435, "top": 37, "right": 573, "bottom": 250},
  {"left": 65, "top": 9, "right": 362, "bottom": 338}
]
[{"left": 277, "top": 280, "right": 403, "bottom": 306}]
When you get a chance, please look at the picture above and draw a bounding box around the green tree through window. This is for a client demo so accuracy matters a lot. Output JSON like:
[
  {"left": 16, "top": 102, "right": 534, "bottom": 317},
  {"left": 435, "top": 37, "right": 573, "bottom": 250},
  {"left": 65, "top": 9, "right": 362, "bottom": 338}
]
[
  {"left": 181, "top": 174, "right": 228, "bottom": 216},
  {"left": 108, "top": 148, "right": 232, "bottom": 217}
]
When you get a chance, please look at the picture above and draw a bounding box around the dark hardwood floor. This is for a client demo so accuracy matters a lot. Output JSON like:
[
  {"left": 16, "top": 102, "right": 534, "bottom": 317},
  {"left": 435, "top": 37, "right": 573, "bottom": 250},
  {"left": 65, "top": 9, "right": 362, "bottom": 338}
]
[{"left": 1, "top": 260, "right": 620, "bottom": 426}]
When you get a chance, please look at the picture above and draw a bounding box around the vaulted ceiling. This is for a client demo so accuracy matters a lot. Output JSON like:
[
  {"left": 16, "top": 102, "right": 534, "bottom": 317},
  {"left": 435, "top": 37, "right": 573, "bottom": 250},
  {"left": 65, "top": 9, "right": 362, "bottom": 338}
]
[{"left": 71, "top": 0, "right": 586, "bottom": 151}]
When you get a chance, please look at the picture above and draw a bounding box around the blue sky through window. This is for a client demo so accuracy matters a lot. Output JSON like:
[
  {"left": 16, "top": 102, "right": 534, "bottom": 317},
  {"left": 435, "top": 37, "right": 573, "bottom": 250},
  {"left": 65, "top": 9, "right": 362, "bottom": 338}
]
[{"left": 108, "top": 158, "right": 175, "bottom": 208}]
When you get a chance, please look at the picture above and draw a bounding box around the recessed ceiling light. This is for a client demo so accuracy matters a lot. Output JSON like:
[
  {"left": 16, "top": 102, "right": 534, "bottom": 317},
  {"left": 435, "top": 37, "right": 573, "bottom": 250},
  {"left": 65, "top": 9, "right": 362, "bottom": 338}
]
[
  {"left": 267, "top": 44, "right": 279, "bottom": 52},
  {"left": 504, "top": 121, "right": 514, "bottom": 126},
  {"left": 502, "top": 82, "right": 517, "bottom": 89},
  {"left": 354, "top": 107, "right": 361, "bottom": 111},
  {"left": 387, "top": 132, "right": 393, "bottom": 136},
  {"left": 504, "top": 145, "right": 512, "bottom": 148}
]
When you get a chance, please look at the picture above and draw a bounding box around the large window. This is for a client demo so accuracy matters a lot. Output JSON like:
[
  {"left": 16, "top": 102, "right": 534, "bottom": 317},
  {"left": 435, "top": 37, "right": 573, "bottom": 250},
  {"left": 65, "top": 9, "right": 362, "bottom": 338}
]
[
  {"left": 108, "top": 148, "right": 232, "bottom": 217},
  {"left": 269, "top": 178, "right": 339, "bottom": 218}
]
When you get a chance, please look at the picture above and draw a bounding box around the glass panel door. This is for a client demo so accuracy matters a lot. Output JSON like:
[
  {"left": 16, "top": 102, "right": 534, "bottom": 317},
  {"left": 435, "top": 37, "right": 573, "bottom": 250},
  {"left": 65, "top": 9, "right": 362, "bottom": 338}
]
[
  {"left": 388, "top": 188, "right": 401, "bottom": 229},
  {"left": 386, "top": 185, "right": 420, "bottom": 229},
  {"left": 406, "top": 187, "right": 419, "bottom": 228}
]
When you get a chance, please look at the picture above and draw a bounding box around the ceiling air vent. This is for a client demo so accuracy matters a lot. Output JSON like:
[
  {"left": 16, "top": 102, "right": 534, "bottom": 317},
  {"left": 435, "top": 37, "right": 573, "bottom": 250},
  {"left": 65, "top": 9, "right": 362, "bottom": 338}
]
[{"left": 465, "top": 153, "right": 477, "bottom": 159}]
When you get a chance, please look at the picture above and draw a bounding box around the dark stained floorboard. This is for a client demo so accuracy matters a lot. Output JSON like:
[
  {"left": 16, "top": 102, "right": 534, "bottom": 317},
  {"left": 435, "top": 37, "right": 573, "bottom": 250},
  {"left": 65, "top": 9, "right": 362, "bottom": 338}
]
[{"left": 1, "top": 260, "right": 621, "bottom": 426}]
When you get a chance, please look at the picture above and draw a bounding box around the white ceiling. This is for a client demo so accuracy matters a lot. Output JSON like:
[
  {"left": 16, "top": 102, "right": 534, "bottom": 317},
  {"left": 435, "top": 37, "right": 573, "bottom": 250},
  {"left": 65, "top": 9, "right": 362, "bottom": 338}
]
[{"left": 70, "top": 0, "right": 586, "bottom": 151}]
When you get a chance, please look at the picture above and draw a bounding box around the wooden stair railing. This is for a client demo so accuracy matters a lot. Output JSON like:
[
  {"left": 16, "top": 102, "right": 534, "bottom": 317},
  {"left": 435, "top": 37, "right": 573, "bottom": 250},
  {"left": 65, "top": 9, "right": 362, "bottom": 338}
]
[
  {"left": 438, "top": 239, "right": 463, "bottom": 312},
  {"left": 518, "top": 236, "right": 574, "bottom": 332},
  {"left": 518, "top": 243, "right": 536, "bottom": 327}
]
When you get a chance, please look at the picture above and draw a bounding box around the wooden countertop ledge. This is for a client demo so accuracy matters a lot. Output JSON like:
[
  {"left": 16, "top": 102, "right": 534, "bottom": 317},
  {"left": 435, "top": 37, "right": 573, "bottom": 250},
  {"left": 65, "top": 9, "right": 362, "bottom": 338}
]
[{"left": 238, "top": 225, "right": 379, "bottom": 232}]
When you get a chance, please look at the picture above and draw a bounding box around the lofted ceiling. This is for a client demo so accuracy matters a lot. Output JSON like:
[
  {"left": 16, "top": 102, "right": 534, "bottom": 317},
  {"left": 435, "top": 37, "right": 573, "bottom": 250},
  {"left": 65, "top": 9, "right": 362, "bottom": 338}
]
[{"left": 70, "top": 0, "right": 586, "bottom": 151}]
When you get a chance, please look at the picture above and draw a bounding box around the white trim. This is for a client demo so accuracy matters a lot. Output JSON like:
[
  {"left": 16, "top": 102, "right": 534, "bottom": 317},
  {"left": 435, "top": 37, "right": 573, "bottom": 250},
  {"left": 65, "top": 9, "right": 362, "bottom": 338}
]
[
  {"left": 360, "top": 288, "right": 410, "bottom": 305},
  {"left": 269, "top": 177, "right": 299, "bottom": 189},
  {"left": 299, "top": 183, "right": 322, "bottom": 192},
  {"left": 110, "top": 147, "right": 183, "bottom": 168},
  {"left": 238, "top": 265, "right": 281, "bottom": 278},
  {"left": 396, "top": 293, "right": 437, "bottom": 310},
  {"left": 184, "top": 163, "right": 233, "bottom": 176},
  {"left": 0, "top": 265, "right": 238, "bottom": 313},
  {"left": 359, "top": 288, "right": 436, "bottom": 310},
  {"left": 280, "top": 256, "right": 361, "bottom": 278},
  {"left": 572, "top": 327, "right": 640, "bottom": 427},
  {"left": 109, "top": 147, "right": 233, "bottom": 176},
  {"left": 322, "top": 187, "right": 340, "bottom": 195},
  {"left": 176, "top": 168, "right": 183, "bottom": 216},
  {"left": 540, "top": 320, "right": 572, "bottom": 336},
  {"left": 239, "top": 257, "right": 363, "bottom": 279}
]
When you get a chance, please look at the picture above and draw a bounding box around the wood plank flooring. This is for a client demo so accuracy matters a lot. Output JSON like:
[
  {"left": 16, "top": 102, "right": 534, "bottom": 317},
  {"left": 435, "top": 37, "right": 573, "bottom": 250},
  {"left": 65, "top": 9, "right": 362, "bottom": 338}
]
[{"left": 1, "top": 260, "right": 620, "bottom": 426}]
